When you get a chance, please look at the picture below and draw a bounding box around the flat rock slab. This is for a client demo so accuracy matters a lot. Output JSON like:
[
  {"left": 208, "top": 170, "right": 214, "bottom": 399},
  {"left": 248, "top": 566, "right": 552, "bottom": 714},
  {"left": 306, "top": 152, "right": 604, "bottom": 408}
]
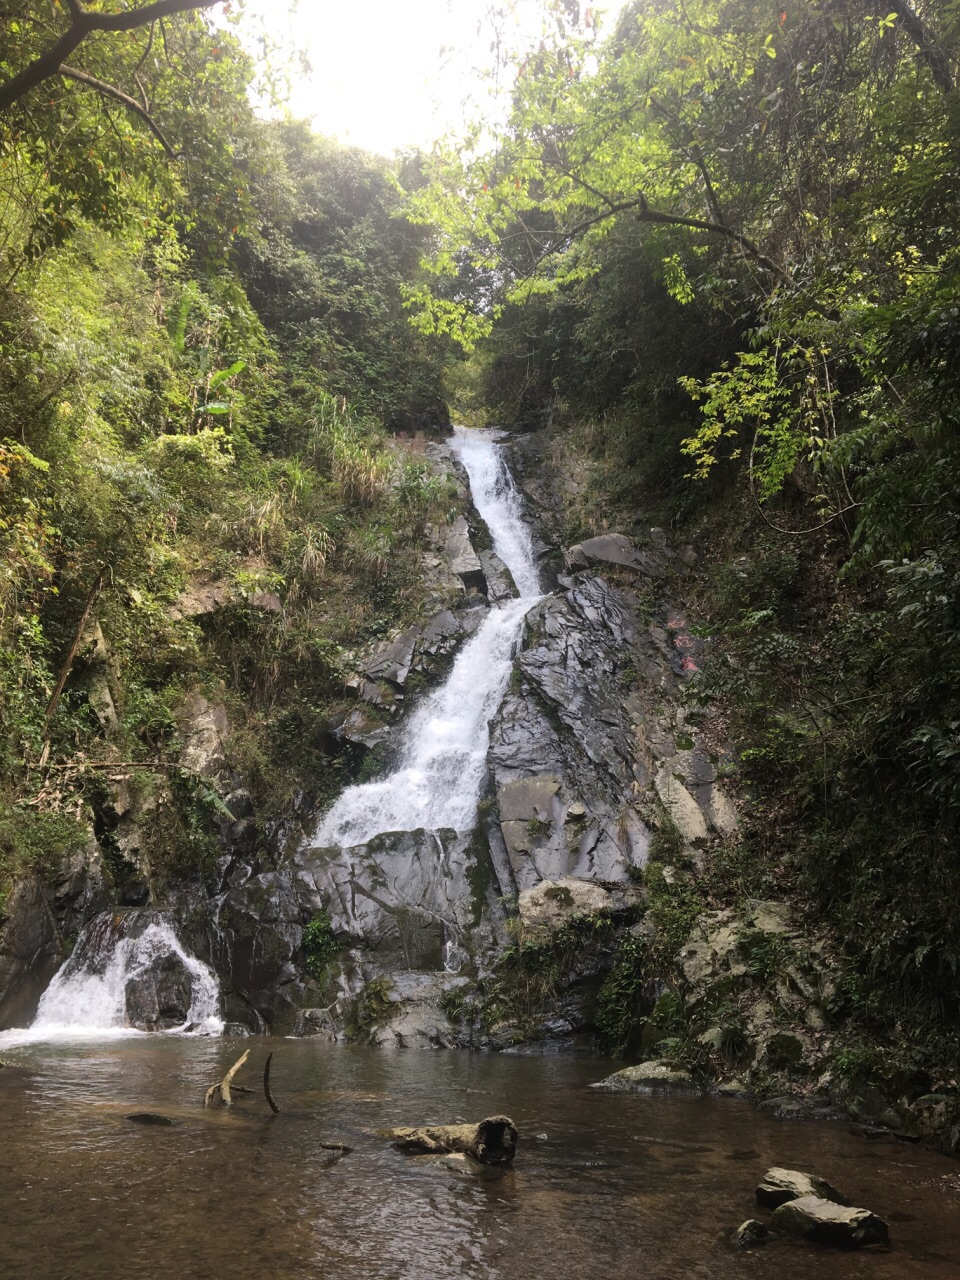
[
  {"left": 757, "top": 1167, "right": 847, "bottom": 1209},
  {"left": 770, "top": 1195, "right": 889, "bottom": 1248},
  {"left": 590, "top": 1061, "right": 700, "bottom": 1093},
  {"left": 568, "top": 532, "right": 667, "bottom": 578}
]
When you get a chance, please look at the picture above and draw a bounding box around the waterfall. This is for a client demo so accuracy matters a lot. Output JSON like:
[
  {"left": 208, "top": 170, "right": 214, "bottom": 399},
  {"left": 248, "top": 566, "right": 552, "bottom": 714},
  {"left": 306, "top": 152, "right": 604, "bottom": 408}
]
[
  {"left": 313, "top": 427, "right": 541, "bottom": 847},
  {"left": 0, "top": 912, "right": 223, "bottom": 1047}
]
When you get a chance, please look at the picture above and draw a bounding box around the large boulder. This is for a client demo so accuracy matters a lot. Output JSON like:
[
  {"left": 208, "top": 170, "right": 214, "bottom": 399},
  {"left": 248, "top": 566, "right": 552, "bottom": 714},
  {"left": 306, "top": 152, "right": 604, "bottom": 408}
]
[
  {"left": 756, "top": 1167, "right": 847, "bottom": 1209},
  {"left": 125, "top": 951, "right": 193, "bottom": 1029},
  {"left": 590, "top": 1060, "right": 699, "bottom": 1093},
  {"left": 518, "top": 877, "right": 613, "bottom": 933},
  {"left": 770, "top": 1196, "right": 889, "bottom": 1248}
]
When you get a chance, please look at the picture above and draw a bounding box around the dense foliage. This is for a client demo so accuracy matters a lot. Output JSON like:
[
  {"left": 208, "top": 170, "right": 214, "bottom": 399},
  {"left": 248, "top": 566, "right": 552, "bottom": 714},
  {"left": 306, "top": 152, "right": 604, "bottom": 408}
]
[
  {"left": 0, "top": 5, "right": 450, "bottom": 899},
  {"left": 410, "top": 0, "right": 960, "bottom": 1059}
]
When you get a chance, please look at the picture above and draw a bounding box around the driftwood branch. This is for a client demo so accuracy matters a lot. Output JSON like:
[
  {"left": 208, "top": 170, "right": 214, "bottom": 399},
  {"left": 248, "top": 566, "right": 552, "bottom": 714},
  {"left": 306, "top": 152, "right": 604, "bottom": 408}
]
[
  {"left": 263, "top": 1051, "right": 279, "bottom": 1114},
  {"left": 204, "top": 1049, "right": 250, "bottom": 1108}
]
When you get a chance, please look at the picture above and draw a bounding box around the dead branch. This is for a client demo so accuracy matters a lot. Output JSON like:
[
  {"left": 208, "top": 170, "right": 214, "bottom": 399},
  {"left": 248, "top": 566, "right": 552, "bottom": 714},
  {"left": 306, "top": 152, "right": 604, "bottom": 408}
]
[
  {"left": 263, "top": 1051, "right": 279, "bottom": 1114},
  {"left": 220, "top": 1049, "right": 250, "bottom": 1106},
  {"left": 204, "top": 1049, "right": 250, "bottom": 1107}
]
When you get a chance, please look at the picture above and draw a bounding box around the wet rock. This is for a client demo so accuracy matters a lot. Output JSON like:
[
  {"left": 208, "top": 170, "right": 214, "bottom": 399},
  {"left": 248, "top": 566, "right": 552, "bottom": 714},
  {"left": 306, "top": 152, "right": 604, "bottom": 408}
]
[
  {"left": 384, "top": 1115, "right": 518, "bottom": 1165},
  {"left": 0, "top": 878, "right": 61, "bottom": 1029},
  {"left": 478, "top": 549, "right": 517, "bottom": 602},
  {"left": 489, "top": 577, "right": 648, "bottom": 888},
  {"left": 756, "top": 1167, "right": 847, "bottom": 1209},
  {"left": 590, "top": 1060, "right": 700, "bottom": 1093},
  {"left": 126, "top": 1113, "right": 175, "bottom": 1126},
  {"left": 518, "top": 877, "right": 613, "bottom": 933},
  {"left": 770, "top": 1196, "right": 889, "bottom": 1248},
  {"left": 434, "top": 1152, "right": 504, "bottom": 1180},
  {"left": 732, "top": 1220, "right": 769, "bottom": 1249},
  {"left": 120, "top": 874, "right": 151, "bottom": 907},
  {"left": 124, "top": 950, "right": 193, "bottom": 1029},
  {"left": 445, "top": 516, "right": 485, "bottom": 592}
]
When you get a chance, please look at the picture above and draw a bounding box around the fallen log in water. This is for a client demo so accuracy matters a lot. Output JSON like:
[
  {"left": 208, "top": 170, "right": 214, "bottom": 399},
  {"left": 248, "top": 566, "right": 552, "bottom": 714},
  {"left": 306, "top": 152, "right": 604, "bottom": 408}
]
[{"left": 382, "top": 1115, "right": 518, "bottom": 1165}]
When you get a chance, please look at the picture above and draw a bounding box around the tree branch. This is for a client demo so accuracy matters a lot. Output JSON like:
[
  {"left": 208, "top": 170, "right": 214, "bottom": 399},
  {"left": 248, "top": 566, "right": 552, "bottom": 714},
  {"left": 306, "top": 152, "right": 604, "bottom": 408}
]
[
  {"left": 0, "top": 0, "right": 222, "bottom": 114},
  {"left": 58, "top": 63, "right": 177, "bottom": 156},
  {"left": 886, "top": 0, "right": 954, "bottom": 94}
]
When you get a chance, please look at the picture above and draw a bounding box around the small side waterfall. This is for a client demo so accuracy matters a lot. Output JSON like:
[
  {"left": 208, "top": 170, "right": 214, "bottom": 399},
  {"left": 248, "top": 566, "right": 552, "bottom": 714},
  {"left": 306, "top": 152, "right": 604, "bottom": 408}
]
[
  {"left": 313, "top": 427, "right": 541, "bottom": 847},
  {"left": 0, "top": 912, "right": 223, "bottom": 1047}
]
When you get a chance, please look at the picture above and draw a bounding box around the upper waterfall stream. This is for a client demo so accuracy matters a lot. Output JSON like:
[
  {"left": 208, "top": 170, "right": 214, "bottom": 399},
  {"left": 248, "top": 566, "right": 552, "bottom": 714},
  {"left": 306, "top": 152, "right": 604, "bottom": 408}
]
[{"left": 313, "top": 427, "right": 542, "bottom": 847}]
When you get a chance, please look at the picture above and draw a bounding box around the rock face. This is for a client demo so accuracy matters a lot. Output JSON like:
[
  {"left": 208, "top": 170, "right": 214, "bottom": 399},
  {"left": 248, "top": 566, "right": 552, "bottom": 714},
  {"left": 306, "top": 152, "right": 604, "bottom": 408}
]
[
  {"left": 756, "top": 1167, "right": 847, "bottom": 1209},
  {"left": 0, "top": 880, "right": 61, "bottom": 1028},
  {"left": 770, "top": 1196, "right": 889, "bottom": 1248},
  {"left": 590, "top": 1060, "right": 699, "bottom": 1093}
]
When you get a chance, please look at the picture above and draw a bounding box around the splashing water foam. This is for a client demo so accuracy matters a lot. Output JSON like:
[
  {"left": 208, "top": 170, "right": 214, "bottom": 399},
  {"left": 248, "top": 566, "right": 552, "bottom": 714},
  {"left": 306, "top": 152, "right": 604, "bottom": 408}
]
[
  {"left": 313, "top": 427, "right": 541, "bottom": 847},
  {"left": 0, "top": 913, "right": 223, "bottom": 1048}
]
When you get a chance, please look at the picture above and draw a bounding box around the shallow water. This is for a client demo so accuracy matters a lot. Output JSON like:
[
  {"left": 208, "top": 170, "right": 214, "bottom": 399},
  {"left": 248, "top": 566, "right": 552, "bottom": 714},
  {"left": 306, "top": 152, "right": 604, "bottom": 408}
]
[{"left": 1, "top": 1039, "right": 958, "bottom": 1279}]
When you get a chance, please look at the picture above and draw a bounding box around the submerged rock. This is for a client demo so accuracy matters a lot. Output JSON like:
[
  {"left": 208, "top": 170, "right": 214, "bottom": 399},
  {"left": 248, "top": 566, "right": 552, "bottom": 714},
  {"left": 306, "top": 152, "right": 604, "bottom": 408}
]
[
  {"left": 732, "top": 1220, "right": 769, "bottom": 1249},
  {"left": 590, "top": 1061, "right": 699, "bottom": 1093},
  {"left": 770, "top": 1195, "right": 889, "bottom": 1248},
  {"left": 756, "top": 1167, "right": 847, "bottom": 1209},
  {"left": 125, "top": 1113, "right": 175, "bottom": 1127}
]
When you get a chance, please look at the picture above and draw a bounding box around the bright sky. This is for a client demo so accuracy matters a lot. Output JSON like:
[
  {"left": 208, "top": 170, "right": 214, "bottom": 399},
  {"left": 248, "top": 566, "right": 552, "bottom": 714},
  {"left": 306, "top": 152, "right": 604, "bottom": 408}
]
[{"left": 234, "top": 0, "right": 628, "bottom": 157}]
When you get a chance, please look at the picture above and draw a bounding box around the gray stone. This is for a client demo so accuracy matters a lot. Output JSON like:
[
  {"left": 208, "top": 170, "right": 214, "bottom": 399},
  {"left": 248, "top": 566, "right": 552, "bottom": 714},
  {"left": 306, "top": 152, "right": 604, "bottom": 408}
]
[
  {"left": 732, "top": 1220, "right": 769, "bottom": 1249},
  {"left": 445, "top": 516, "right": 485, "bottom": 590},
  {"left": 770, "top": 1196, "right": 889, "bottom": 1248},
  {"left": 567, "top": 532, "right": 667, "bottom": 578},
  {"left": 590, "top": 1060, "right": 699, "bottom": 1093},
  {"left": 518, "top": 877, "right": 612, "bottom": 932},
  {"left": 756, "top": 1167, "right": 848, "bottom": 1209},
  {"left": 177, "top": 693, "right": 231, "bottom": 778}
]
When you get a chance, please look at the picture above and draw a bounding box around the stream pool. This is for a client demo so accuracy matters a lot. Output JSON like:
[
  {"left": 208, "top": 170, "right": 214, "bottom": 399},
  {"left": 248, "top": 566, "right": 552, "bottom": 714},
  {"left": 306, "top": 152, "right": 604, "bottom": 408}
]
[{"left": 1, "top": 1037, "right": 958, "bottom": 1279}]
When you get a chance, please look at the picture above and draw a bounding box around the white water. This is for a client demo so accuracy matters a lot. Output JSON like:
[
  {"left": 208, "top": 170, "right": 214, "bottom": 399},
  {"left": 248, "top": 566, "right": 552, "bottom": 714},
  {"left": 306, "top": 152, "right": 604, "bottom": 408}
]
[
  {"left": 313, "top": 427, "right": 541, "bottom": 846},
  {"left": 0, "top": 914, "right": 223, "bottom": 1048}
]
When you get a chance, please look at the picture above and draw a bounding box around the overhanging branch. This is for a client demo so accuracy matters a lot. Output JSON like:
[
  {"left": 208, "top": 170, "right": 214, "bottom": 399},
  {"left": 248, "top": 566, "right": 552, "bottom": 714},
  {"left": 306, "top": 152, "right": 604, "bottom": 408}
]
[
  {"left": 0, "top": 0, "right": 223, "bottom": 114},
  {"left": 58, "top": 64, "right": 178, "bottom": 157}
]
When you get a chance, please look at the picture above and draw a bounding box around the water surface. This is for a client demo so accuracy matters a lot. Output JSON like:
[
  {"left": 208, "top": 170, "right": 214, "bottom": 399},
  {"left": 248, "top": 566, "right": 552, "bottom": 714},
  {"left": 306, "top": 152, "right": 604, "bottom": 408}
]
[{"left": 1, "top": 1039, "right": 958, "bottom": 1279}]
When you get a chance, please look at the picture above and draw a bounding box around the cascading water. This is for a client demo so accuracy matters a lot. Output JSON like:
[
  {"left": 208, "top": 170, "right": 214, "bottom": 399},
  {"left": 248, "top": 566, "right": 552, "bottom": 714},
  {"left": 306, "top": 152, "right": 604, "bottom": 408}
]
[
  {"left": 0, "top": 912, "right": 223, "bottom": 1047},
  {"left": 313, "top": 426, "right": 541, "bottom": 847}
]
